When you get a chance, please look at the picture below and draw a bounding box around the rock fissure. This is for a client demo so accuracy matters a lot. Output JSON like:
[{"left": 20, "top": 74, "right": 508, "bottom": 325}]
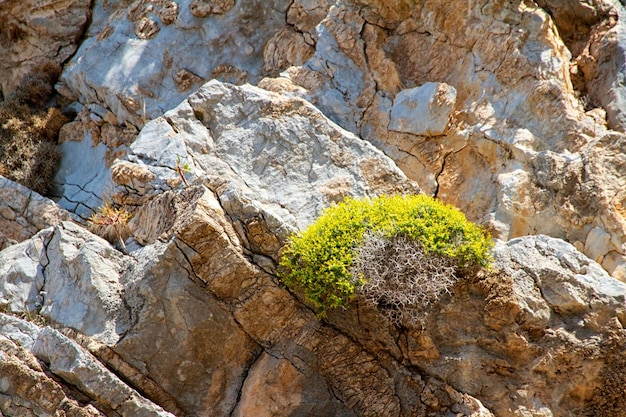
[
  {"left": 36, "top": 227, "right": 55, "bottom": 315},
  {"left": 3, "top": 1, "right": 626, "bottom": 415}
]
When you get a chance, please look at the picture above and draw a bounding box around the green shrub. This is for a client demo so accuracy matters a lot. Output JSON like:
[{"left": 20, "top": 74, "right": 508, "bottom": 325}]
[{"left": 279, "top": 194, "right": 493, "bottom": 317}]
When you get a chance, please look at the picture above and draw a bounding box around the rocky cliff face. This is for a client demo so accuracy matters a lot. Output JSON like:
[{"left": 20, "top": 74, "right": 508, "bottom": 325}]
[{"left": 1, "top": 1, "right": 626, "bottom": 416}]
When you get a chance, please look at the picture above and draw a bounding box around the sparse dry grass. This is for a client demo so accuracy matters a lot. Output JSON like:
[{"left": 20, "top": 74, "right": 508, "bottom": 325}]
[{"left": 0, "top": 62, "right": 67, "bottom": 195}]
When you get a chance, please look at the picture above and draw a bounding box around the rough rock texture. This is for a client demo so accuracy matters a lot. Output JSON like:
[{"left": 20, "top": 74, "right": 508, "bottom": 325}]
[
  {"left": 56, "top": 0, "right": 295, "bottom": 127},
  {"left": 0, "top": 0, "right": 91, "bottom": 99},
  {"left": 120, "top": 80, "right": 420, "bottom": 242},
  {"left": 2, "top": 0, "right": 626, "bottom": 416},
  {"left": 389, "top": 82, "right": 457, "bottom": 136},
  {"left": 0, "top": 314, "right": 173, "bottom": 416},
  {"left": 2, "top": 191, "right": 625, "bottom": 416},
  {"left": 260, "top": 0, "right": 626, "bottom": 277},
  {"left": 411, "top": 235, "right": 626, "bottom": 416},
  {"left": 52, "top": 0, "right": 626, "bottom": 277},
  {"left": 0, "top": 176, "right": 70, "bottom": 250}
]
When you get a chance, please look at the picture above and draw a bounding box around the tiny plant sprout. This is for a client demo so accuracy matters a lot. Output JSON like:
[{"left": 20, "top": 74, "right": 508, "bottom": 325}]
[{"left": 175, "top": 154, "right": 191, "bottom": 188}]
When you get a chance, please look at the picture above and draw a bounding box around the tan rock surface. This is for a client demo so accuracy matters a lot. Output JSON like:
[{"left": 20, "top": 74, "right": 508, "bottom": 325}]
[
  {"left": 261, "top": 0, "right": 626, "bottom": 277},
  {"left": 0, "top": 176, "right": 70, "bottom": 250},
  {"left": 0, "top": 0, "right": 90, "bottom": 98},
  {"left": 2, "top": 1, "right": 626, "bottom": 416}
]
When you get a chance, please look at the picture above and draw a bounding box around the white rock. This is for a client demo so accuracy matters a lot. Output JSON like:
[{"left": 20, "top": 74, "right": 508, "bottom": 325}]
[
  {"left": 40, "top": 222, "right": 132, "bottom": 345},
  {"left": 0, "top": 313, "right": 41, "bottom": 350},
  {"left": 126, "top": 80, "right": 419, "bottom": 243},
  {"left": 53, "top": 135, "right": 109, "bottom": 220},
  {"left": 58, "top": 0, "right": 293, "bottom": 126},
  {"left": 0, "top": 228, "right": 52, "bottom": 314},
  {"left": 584, "top": 226, "right": 611, "bottom": 262},
  {"left": 32, "top": 327, "right": 175, "bottom": 416},
  {"left": 498, "top": 235, "right": 626, "bottom": 317},
  {"left": 0, "top": 177, "right": 70, "bottom": 250},
  {"left": 389, "top": 82, "right": 457, "bottom": 136}
]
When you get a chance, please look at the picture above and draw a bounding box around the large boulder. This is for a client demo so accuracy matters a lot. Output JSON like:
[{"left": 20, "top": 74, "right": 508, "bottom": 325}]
[{"left": 120, "top": 80, "right": 419, "bottom": 248}]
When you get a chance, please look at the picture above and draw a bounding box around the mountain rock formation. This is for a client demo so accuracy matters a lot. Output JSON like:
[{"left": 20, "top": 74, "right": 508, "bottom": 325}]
[{"left": 1, "top": 0, "right": 626, "bottom": 416}]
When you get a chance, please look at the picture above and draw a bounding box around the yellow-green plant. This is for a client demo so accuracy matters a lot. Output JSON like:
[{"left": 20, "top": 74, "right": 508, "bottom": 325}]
[
  {"left": 279, "top": 194, "right": 493, "bottom": 317},
  {"left": 88, "top": 203, "right": 132, "bottom": 253}
]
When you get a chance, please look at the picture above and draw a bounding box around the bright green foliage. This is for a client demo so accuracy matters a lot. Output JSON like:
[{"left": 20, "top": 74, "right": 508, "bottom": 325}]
[{"left": 279, "top": 194, "right": 493, "bottom": 316}]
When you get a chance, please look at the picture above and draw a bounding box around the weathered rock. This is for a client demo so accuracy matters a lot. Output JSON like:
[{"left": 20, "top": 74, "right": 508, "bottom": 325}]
[
  {"left": 0, "top": 336, "right": 104, "bottom": 417},
  {"left": 33, "top": 327, "right": 175, "bottom": 416},
  {"left": 52, "top": 107, "right": 141, "bottom": 220},
  {"left": 232, "top": 352, "right": 356, "bottom": 417},
  {"left": 0, "top": 221, "right": 133, "bottom": 345},
  {"left": 5, "top": 175, "right": 626, "bottom": 416},
  {"left": 389, "top": 82, "right": 456, "bottom": 136},
  {"left": 0, "top": 228, "right": 51, "bottom": 315},
  {"left": 57, "top": 0, "right": 294, "bottom": 127},
  {"left": 256, "top": 0, "right": 626, "bottom": 277},
  {"left": 0, "top": 0, "right": 90, "bottom": 98},
  {"left": 40, "top": 222, "right": 133, "bottom": 345},
  {"left": 0, "top": 313, "right": 172, "bottom": 417},
  {"left": 116, "top": 80, "right": 419, "bottom": 255},
  {"left": 406, "top": 235, "right": 626, "bottom": 417},
  {"left": 0, "top": 176, "right": 70, "bottom": 250},
  {"left": 538, "top": 0, "right": 626, "bottom": 132},
  {"left": 5, "top": 0, "right": 626, "bottom": 415},
  {"left": 53, "top": 1, "right": 626, "bottom": 276},
  {"left": 115, "top": 238, "right": 263, "bottom": 417}
]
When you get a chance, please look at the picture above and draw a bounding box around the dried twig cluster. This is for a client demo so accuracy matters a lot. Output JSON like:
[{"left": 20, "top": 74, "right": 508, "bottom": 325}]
[{"left": 351, "top": 231, "right": 457, "bottom": 326}]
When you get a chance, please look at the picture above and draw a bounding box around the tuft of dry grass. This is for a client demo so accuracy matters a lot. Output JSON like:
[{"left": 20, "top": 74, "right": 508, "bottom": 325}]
[
  {"left": 0, "top": 62, "right": 67, "bottom": 195},
  {"left": 88, "top": 203, "right": 132, "bottom": 253}
]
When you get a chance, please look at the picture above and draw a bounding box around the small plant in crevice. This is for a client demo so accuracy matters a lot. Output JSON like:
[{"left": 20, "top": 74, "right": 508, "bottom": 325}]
[
  {"left": 279, "top": 194, "right": 493, "bottom": 325},
  {"left": 88, "top": 203, "right": 132, "bottom": 254},
  {"left": 0, "top": 305, "right": 47, "bottom": 327},
  {"left": 19, "top": 308, "right": 47, "bottom": 327},
  {"left": 174, "top": 154, "right": 191, "bottom": 188}
]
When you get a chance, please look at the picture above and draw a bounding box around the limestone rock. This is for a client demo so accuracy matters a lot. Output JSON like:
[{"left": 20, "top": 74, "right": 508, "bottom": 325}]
[
  {"left": 33, "top": 327, "right": 175, "bottom": 416},
  {"left": 4, "top": 181, "right": 626, "bottom": 416},
  {"left": 119, "top": 80, "right": 419, "bottom": 256},
  {"left": 0, "top": 0, "right": 90, "bottom": 98},
  {"left": 0, "top": 176, "right": 70, "bottom": 250},
  {"left": 232, "top": 352, "right": 356, "bottom": 417},
  {"left": 409, "top": 235, "right": 626, "bottom": 416},
  {"left": 0, "top": 313, "right": 172, "bottom": 417},
  {"left": 0, "top": 228, "right": 51, "bottom": 315},
  {"left": 57, "top": 0, "right": 294, "bottom": 127},
  {"left": 5, "top": 0, "right": 626, "bottom": 415},
  {"left": 538, "top": 0, "right": 626, "bottom": 132},
  {"left": 389, "top": 82, "right": 456, "bottom": 136},
  {"left": 0, "top": 334, "right": 103, "bottom": 417},
  {"left": 257, "top": 0, "right": 626, "bottom": 277},
  {"left": 52, "top": 110, "right": 139, "bottom": 220},
  {"left": 40, "top": 222, "right": 133, "bottom": 346},
  {"left": 115, "top": 239, "right": 262, "bottom": 417}
]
